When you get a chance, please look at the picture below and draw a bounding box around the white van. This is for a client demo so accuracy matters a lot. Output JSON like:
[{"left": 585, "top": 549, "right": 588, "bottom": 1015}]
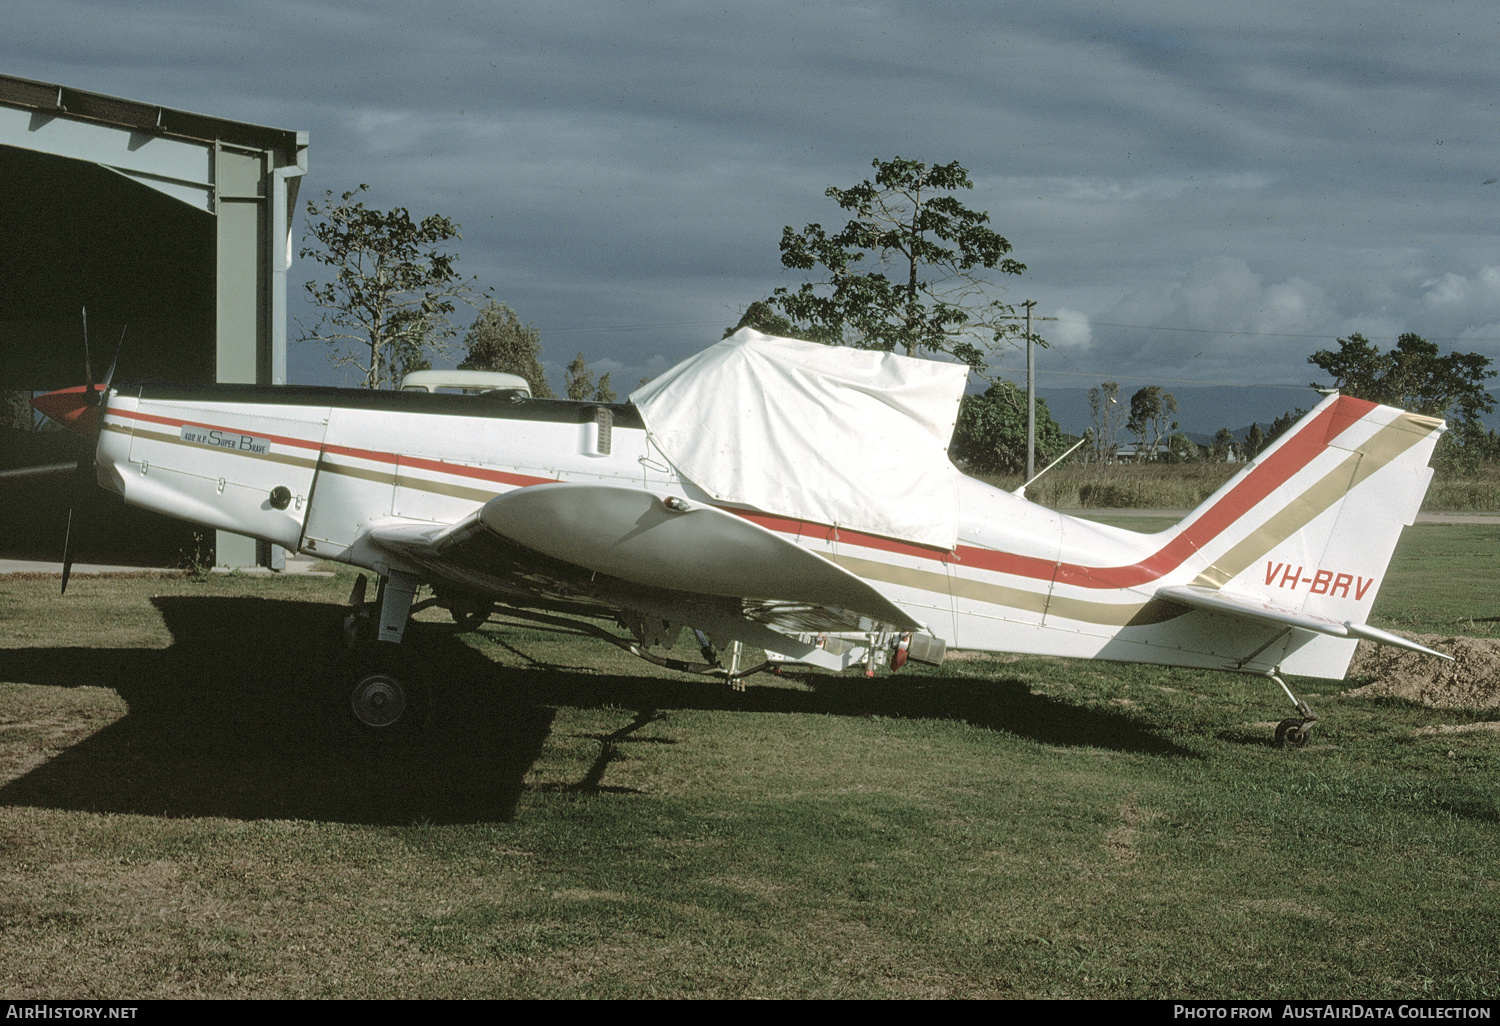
[{"left": 398, "top": 370, "right": 532, "bottom": 398}]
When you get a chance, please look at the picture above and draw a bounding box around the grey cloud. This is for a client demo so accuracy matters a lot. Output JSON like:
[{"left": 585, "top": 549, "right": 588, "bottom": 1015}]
[{"left": 5, "top": 1, "right": 1498, "bottom": 412}]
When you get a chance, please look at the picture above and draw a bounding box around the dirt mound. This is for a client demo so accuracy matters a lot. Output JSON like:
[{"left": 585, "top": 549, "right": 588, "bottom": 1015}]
[{"left": 1343, "top": 633, "right": 1500, "bottom": 709}]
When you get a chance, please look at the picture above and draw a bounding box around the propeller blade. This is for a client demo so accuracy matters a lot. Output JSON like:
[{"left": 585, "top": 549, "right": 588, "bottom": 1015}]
[
  {"left": 0, "top": 462, "right": 74, "bottom": 481},
  {"left": 102, "top": 325, "right": 126, "bottom": 391},
  {"left": 60, "top": 505, "right": 77, "bottom": 594},
  {"left": 81, "top": 307, "right": 95, "bottom": 398},
  {"left": 59, "top": 429, "right": 100, "bottom": 595},
  {"left": 51, "top": 307, "right": 121, "bottom": 594}
]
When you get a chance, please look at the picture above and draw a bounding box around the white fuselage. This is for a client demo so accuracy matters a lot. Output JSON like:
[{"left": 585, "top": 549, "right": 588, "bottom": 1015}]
[{"left": 95, "top": 384, "right": 1429, "bottom": 680}]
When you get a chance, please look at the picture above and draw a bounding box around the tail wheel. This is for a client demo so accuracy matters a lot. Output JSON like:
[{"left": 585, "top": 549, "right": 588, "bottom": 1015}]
[{"left": 1275, "top": 718, "right": 1314, "bottom": 749}]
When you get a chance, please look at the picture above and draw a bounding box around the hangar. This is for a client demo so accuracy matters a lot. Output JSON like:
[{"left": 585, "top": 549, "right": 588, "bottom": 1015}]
[{"left": 0, "top": 73, "right": 308, "bottom": 569}]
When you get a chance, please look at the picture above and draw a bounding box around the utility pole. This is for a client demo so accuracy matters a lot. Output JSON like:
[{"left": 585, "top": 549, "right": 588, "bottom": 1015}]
[{"left": 1021, "top": 301, "right": 1057, "bottom": 482}]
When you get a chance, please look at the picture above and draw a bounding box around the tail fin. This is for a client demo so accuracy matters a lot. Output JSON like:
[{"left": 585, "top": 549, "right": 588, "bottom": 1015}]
[{"left": 1168, "top": 394, "right": 1443, "bottom": 675}]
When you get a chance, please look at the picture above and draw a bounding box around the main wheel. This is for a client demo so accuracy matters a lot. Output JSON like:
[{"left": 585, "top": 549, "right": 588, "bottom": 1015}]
[
  {"left": 350, "top": 672, "right": 409, "bottom": 728},
  {"left": 1275, "top": 718, "right": 1313, "bottom": 749},
  {"left": 329, "top": 638, "right": 428, "bottom": 739}
]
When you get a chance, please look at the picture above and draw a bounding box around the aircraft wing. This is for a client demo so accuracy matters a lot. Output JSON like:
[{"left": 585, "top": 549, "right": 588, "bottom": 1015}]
[
  {"left": 362, "top": 483, "right": 923, "bottom": 645},
  {"left": 1155, "top": 584, "right": 1452, "bottom": 660}
]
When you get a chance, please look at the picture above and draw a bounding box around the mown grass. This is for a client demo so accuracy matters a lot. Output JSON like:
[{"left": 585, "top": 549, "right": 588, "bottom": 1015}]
[
  {"left": 0, "top": 531, "right": 1496, "bottom": 999},
  {"left": 979, "top": 462, "right": 1500, "bottom": 512}
]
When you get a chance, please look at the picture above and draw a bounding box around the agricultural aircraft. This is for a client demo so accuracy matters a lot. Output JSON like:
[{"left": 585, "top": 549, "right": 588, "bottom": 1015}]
[{"left": 31, "top": 329, "right": 1450, "bottom": 747}]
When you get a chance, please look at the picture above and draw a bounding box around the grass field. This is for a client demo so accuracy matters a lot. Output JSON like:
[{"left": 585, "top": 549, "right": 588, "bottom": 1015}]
[{"left": 1, "top": 527, "right": 1497, "bottom": 999}]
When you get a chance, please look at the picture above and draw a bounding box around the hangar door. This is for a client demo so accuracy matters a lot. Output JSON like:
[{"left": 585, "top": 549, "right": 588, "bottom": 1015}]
[{"left": 0, "top": 74, "right": 307, "bottom": 568}]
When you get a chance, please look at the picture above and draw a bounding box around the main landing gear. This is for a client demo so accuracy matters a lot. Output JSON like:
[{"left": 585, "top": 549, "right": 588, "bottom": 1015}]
[{"left": 330, "top": 571, "right": 428, "bottom": 738}]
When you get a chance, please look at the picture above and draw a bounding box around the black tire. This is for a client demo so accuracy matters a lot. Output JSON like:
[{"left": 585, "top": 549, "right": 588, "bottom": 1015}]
[
  {"left": 349, "top": 670, "right": 409, "bottom": 728},
  {"left": 1275, "top": 717, "right": 1313, "bottom": 749},
  {"left": 330, "top": 638, "right": 429, "bottom": 739}
]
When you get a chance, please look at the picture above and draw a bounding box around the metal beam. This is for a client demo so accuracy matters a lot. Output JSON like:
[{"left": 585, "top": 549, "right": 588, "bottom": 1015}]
[{"left": 0, "top": 105, "right": 216, "bottom": 211}]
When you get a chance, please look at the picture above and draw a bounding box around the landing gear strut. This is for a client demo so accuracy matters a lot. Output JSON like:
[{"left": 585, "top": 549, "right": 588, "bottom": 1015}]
[{"left": 329, "top": 572, "right": 428, "bottom": 737}]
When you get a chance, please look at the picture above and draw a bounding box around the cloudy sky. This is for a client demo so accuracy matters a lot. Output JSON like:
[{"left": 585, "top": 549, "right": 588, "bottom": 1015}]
[{"left": 7, "top": 1, "right": 1499, "bottom": 420}]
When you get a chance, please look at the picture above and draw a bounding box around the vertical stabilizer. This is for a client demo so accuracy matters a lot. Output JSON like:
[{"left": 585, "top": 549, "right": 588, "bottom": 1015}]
[{"left": 1167, "top": 395, "right": 1444, "bottom": 676}]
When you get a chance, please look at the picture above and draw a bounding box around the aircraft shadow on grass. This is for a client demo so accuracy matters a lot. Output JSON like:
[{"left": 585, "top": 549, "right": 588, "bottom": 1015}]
[{"left": 0, "top": 595, "right": 1193, "bottom": 825}]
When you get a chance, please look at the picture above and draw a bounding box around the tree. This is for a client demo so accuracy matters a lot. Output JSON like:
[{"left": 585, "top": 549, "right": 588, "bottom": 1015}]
[
  {"left": 764, "top": 157, "right": 1029, "bottom": 374},
  {"left": 564, "top": 353, "right": 594, "bottom": 401},
  {"left": 300, "top": 185, "right": 487, "bottom": 389},
  {"left": 1087, "top": 381, "right": 1123, "bottom": 462},
  {"left": 593, "top": 373, "right": 617, "bottom": 404},
  {"left": 1162, "top": 432, "right": 1203, "bottom": 463},
  {"left": 1267, "top": 407, "right": 1308, "bottom": 445},
  {"left": 949, "top": 381, "right": 1065, "bottom": 475},
  {"left": 1309, "top": 333, "right": 1496, "bottom": 425},
  {"left": 458, "top": 301, "right": 556, "bottom": 398},
  {"left": 563, "top": 354, "right": 616, "bottom": 403},
  {"left": 723, "top": 300, "right": 805, "bottom": 340},
  {"left": 1209, "top": 427, "right": 1240, "bottom": 462},
  {"left": 1127, "top": 386, "right": 1179, "bottom": 459},
  {"left": 1245, "top": 422, "right": 1267, "bottom": 460}
]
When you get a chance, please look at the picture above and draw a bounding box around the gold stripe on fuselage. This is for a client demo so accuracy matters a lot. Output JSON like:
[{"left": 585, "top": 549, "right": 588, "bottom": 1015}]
[
  {"left": 106, "top": 423, "right": 320, "bottom": 472},
  {"left": 111, "top": 423, "right": 506, "bottom": 504}
]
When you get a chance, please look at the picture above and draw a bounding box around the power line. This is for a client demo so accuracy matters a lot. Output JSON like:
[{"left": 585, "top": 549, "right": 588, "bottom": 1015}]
[
  {"left": 989, "top": 364, "right": 1321, "bottom": 391},
  {"left": 1087, "top": 320, "right": 1500, "bottom": 344}
]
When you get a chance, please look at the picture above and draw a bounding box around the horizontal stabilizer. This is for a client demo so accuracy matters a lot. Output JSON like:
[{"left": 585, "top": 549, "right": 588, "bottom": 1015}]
[
  {"left": 1156, "top": 584, "right": 1452, "bottom": 661},
  {"left": 1342, "top": 620, "right": 1453, "bottom": 660}
]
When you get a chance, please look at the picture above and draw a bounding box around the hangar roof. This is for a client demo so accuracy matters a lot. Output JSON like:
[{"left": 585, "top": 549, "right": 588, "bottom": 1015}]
[{"left": 0, "top": 71, "right": 302, "bottom": 155}]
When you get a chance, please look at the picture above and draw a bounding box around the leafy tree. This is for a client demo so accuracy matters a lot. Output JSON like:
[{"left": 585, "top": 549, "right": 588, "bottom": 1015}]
[
  {"left": 1309, "top": 333, "right": 1496, "bottom": 424},
  {"left": 1087, "top": 381, "right": 1123, "bottom": 462},
  {"left": 1127, "top": 385, "right": 1179, "bottom": 459},
  {"left": 950, "top": 381, "right": 1064, "bottom": 475},
  {"left": 458, "top": 301, "right": 556, "bottom": 398},
  {"left": 563, "top": 354, "right": 616, "bottom": 403},
  {"left": 1209, "top": 427, "right": 1240, "bottom": 462},
  {"left": 1162, "top": 432, "right": 1203, "bottom": 463},
  {"left": 389, "top": 317, "right": 433, "bottom": 380},
  {"left": 1434, "top": 419, "right": 1497, "bottom": 474},
  {"left": 299, "top": 184, "right": 487, "bottom": 389},
  {"left": 765, "top": 157, "right": 1029, "bottom": 374},
  {"left": 1245, "top": 422, "right": 1267, "bottom": 459},
  {"left": 723, "top": 300, "right": 806, "bottom": 340},
  {"left": 564, "top": 353, "right": 593, "bottom": 401}
]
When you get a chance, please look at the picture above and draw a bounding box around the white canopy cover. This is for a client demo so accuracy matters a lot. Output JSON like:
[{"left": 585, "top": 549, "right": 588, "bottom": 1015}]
[{"left": 630, "top": 329, "right": 970, "bottom": 550}]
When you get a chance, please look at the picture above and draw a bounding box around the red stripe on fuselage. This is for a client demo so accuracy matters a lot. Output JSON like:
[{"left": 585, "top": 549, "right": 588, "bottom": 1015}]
[
  {"left": 113, "top": 396, "right": 1376, "bottom": 590},
  {"left": 735, "top": 397, "right": 1374, "bottom": 589},
  {"left": 112, "top": 407, "right": 557, "bottom": 489}
]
